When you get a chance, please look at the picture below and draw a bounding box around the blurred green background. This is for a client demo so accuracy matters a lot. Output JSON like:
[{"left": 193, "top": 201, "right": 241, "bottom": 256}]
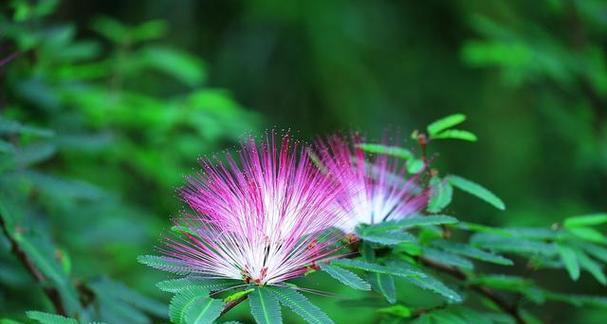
[{"left": 1, "top": 0, "right": 606, "bottom": 323}]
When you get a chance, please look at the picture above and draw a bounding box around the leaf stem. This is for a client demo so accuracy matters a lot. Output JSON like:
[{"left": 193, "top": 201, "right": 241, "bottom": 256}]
[
  {"left": 419, "top": 256, "right": 525, "bottom": 324},
  {"left": 0, "top": 215, "right": 67, "bottom": 315}
]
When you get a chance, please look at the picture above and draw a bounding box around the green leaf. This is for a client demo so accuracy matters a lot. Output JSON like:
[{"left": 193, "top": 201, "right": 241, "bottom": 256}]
[
  {"left": 364, "top": 215, "right": 458, "bottom": 234},
  {"left": 249, "top": 287, "right": 282, "bottom": 324},
  {"left": 357, "top": 143, "right": 413, "bottom": 160},
  {"left": 545, "top": 292, "right": 607, "bottom": 308},
  {"left": 577, "top": 251, "right": 607, "bottom": 285},
  {"left": 392, "top": 262, "right": 462, "bottom": 303},
  {"left": 356, "top": 229, "right": 417, "bottom": 246},
  {"left": 157, "top": 277, "right": 238, "bottom": 293},
  {"left": 568, "top": 227, "right": 607, "bottom": 244},
  {"left": 427, "top": 114, "right": 467, "bottom": 136},
  {"left": 89, "top": 277, "right": 168, "bottom": 318},
  {"left": 169, "top": 286, "right": 210, "bottom": 323},
  {"left": 432, "top": 241, "right": 513, "bottom": 266},
  {"left": 0, "top": 140, "right": 15, "bottom": 153},
  {"left": 91, "top": 16, "right": 128, "bottom": 43},
  {"left": 471, "top": 233, "right": 558, "bottom": 256},
  {"left": 266, "top": 287, "right": 333, "bottom": 324},
  {"left": 406, "top": 158, "right": 425, "bottom": 174},
  {"left": 14, "top": 143, "right": 56, "bottom": 167},
  {"left": 427, "top": 177, "right": 453, "bottom": 213},
  {"left": 368, "top": 273, "right": 396, "bottom": 304},
  {"left": 579, "top": 243, "right": 607, "bottom": 263},
  {"left": 332, "top": 259, "right": 425, "bottom": 278},
  {"left": 446, "top": 175, "right": 505, "bottom": 210},
  {"left": 0, "top": 117, "right": 54, "bottom": 137},
  {"left": 558, "top": 245, "right": 580, "bottom": 281},
  {"left": 564, "top": 214, "right": 607, "bottom": 228},
  {"left": 225, "top": 288, "right": 254, "bottom": 303},
  {"left": 377, "top": 305, "right": 412, "bottom": 318},
  {"left": 423, "top": 248, "right": 474, "bottom": 270},
  {"left": 140, "top": 46, "right": 206, "bottom": 87},
  {"left": 319, "top": 263, "right": 371, "bottom": 291},
  {"left": 25, "top": 311, "right": 77, "bottom": 324},
  {"left": 431, "top": 129, "right": 478, "bottom": 142},
  {"left": 468, "top": 275, "right": 533, "bottom": 291},
  {"left": 138, "top": 255, "right": 192, "bottom": 275},
  {"left": 131, "top": 20, "right": 168, "bottom": 41},
  {"left": 184, "top": 296, "right": 224, "bottom": 324}
]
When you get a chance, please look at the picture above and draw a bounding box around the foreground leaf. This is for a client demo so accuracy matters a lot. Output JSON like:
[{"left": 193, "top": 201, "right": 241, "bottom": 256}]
[
  {"left": 26, "top": 311, "right": 77, "bottom": 324},
  {"left": 138, "top": 255, "right": 192, "bottom": 275},
  {"left": 368, "top": 273, "right": 396, "bottom": 304},
  {"left": 249, "top": 287, "right": 282, "bottom": 324},
  {"left": 169, "top": 286, "right": 210, "bottom": 323},
  {"left": 184, "top": 296, "right": 224, "bottom": 324},
  {"left": 332, "top": 259, "right": 425, "bottom": 279},
  {"left": 157, "top": 277, "right": 238, "bottom": 293},
  {"left": 267, "top": 286, "right": 333, "bottom": 324},
  {"left": 320, "top": 264, "right": 370, "bottom": 291},
  {"left": 357, "top": 230, "right": 416, "bottom": 246}
]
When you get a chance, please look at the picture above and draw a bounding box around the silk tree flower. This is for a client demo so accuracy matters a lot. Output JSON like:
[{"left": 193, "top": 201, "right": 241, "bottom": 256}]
[
  {"left": 160, "top": 134, "right": 348, "bottom": 286},
  {"left": 315, "top": 134, "right": 428, "bottom": 234}
]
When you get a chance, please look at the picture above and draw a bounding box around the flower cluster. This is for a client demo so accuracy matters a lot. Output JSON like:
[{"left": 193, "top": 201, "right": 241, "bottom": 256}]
[{"left": 160, "top": 133, "right": 427, "bottom": 286}]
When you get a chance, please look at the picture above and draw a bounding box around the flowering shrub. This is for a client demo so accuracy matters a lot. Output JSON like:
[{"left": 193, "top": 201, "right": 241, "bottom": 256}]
[
  {"left": 134, "top": 115, "right": 607, "bottom": 324},
  {"left": 2, "top": 1, "right": 607, "bottom": 324}
]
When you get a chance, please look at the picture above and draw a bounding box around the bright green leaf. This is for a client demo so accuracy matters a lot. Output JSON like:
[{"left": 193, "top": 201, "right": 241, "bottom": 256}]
[
  {"left": 431, "top": 129, "right": 478, "bottom": 142},
  {"left": 224, "top": 288, "right": 254, "bottom": 303},
  {"left": 377, "top": 305, "right": 412, "bottom": 318},
  {"left": 447, "top": 175, "right": 505, "bottom": 210},
  {"left": 564, "top": 214, "right": 607, "bottom": 228},
  {"left": 427, "top": 114, "right": 467, "bottom": 136},
  {"left": 568, "top": 227, "right": 607, "bottom": 244},
  {"left": 357, "top": 143, "right": 413, "bottom": 160}
]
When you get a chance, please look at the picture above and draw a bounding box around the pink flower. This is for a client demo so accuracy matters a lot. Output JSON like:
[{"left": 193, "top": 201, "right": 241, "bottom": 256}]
[
  {"left": 162, "top": 134, "right": 346, "bottom": 285},
  {"left": 316, "top": 134, "right": 428, "bottom": 233}
]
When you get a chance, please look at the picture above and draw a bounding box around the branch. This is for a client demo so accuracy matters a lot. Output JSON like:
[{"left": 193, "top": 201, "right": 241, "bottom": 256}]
[
  {"left": 220, "top": 295, "right": 247, "bottom": 317},
  {"left": 0, "top": 215, "right": 67, "bottom": 315},
  {"left": 419, "top": 257, "right": 525, "bottom": 324}
]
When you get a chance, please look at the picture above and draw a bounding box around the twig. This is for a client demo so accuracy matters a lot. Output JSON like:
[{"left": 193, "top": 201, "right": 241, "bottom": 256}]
[
  {"left": 419, "top": 257, "right": 525, "bottom": 324},
  {"left": 220, "top": 295, "right": 247, "bottom": 317},
  {"left": 0, "top": 215, "right": 67, "bottom": 315}
]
